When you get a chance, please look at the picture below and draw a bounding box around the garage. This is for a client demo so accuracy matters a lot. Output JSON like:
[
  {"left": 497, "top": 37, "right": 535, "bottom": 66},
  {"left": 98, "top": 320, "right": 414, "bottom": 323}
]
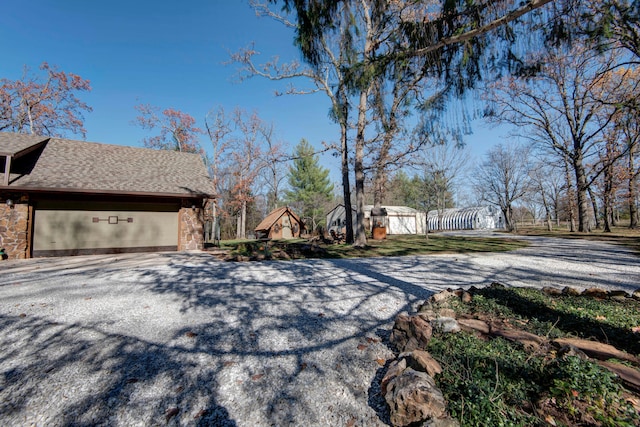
[
  {"left": 32, "top": 200, "right": 180, "bottom": 257},
  {"left": 1, "top": 132, "right": 213, "bottom": 259}
]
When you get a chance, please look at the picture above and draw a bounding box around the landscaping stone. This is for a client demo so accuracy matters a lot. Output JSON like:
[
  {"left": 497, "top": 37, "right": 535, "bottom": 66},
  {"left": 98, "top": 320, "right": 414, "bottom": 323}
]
[
  {"left": 461, "top": 291, "right": 472, "bottom": 303},
  {"left": 381, "top": 358, "right": 407, "bottom": 395},
  {"left": 562, "top": 286, "right": 581, "bottom": 296},
  {"left": 390, "top": 312, "right": 433, "bottom": 352},
  {"left": 542, "top": 286, "right": 562, "bottom": 296},
  {"left": 607, "top": 290, "right": 629, "bottom": 298},
  {"left": 552, "top": 337, "right": 639, "bottom": 364},
  {"left": 633, "top": 288, "right": 640, "bottom": 301},
  {"left": 457, "top": 318, "right": 490, "bottom": 335},
  {"left": 598, "top": 361, "right": 640, "bottom": 392},
  {"left": 582, "top": 287, "right": 608, "bottom": 298},
  {"left": 490, "top": 327, "right": 543, "bottom": 351},
  {"left": 384, "top": 368, "right": 447, "bottom": 427},
  {"left": 430, "top": 317, "right": 460, "bottom": 334},
  {"left": 429, "top": 291, "right": 459, "bottom": 304},
  {"left": 423, "top": 417, "right": 461, "bottom": 427},
  {"left": 400, "top": 350, "right": 442, "bottom": 378}
]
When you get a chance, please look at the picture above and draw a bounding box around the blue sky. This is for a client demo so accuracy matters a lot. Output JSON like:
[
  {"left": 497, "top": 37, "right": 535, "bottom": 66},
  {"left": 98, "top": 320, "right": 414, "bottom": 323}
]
[{"left": 0, "top": 0, "right": 508, "bottom": 186}]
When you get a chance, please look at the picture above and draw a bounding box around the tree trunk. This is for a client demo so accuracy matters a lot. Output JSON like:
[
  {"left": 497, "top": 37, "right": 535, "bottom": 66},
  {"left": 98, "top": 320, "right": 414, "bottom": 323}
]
[
  {"left": 502, "top": 205, "right": 513, "bottom": 232},
  {"left": 353, "top": 86, "right": 369, "bottom": 248},
  {"left": 540, "top": 187, "right": 553, "bottom": 231},
  {"left": 629, "top": 146, "right": 638, "bottom": 229},
  {"left": 572, "top": 151, "right": 590, "bottom": 232},
  {"left": 340, "top": 103, "right": 354, "bottom": 244},
  {"left": 587, "top": 185, "right": 601, "bottom": 229},
  {"left": 563, "top": 157, "right": 576, "bottom": 232}
]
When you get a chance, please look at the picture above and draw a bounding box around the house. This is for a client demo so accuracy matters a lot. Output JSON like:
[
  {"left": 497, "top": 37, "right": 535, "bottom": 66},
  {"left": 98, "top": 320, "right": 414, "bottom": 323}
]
[
  {"left": 0, "top": 132, "right": 213, "bottom": 259},
  {"left": 326, "top": 204, "right": 427, "bottom": 235},
  {"left": 254, "top": 206, "right": 304, "bottom": 239},
  {"left": 427, "top": 206, "right": 505, "bottom": 231}
]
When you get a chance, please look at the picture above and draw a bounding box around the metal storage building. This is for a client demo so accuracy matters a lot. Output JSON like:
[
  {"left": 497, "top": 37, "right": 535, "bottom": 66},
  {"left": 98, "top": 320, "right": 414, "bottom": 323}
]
[{"left": 427, "top": 206, "right": 504, "bottom": 231}]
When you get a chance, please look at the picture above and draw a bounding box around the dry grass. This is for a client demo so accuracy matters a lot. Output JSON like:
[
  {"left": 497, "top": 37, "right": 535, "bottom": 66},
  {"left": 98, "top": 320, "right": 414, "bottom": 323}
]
[{"left": 513, "top": 223, "right": 640, "bottom": 253}]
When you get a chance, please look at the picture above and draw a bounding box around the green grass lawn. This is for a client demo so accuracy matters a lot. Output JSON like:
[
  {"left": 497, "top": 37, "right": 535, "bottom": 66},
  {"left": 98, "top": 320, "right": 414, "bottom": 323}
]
[{"left": 219, "top": 233, "right": 530, "bottom": 260}]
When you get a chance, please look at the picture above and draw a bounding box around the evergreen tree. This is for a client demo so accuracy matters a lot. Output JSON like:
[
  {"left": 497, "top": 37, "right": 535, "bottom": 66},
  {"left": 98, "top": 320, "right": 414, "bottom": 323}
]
[{"left": 285, "top": 139, "right": 334, "bottom": 230}]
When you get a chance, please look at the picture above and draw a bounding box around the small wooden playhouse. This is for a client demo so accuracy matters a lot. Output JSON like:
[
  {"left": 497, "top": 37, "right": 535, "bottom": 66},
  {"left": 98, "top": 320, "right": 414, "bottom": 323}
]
[{"left": 254, "top": 206, "right": 305, "bottom": 239}]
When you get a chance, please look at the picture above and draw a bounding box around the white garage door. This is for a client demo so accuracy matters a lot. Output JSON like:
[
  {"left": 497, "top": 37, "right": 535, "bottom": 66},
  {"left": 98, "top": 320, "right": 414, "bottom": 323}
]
[{"left": 389, "top": 215, "right": 417, "bottom": 234}]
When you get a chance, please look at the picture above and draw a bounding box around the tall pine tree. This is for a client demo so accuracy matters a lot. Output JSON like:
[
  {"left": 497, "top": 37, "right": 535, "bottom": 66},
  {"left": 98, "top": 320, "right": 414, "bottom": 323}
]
[{"left": 285, "top": 139, "right": 333, "bottom": 230}]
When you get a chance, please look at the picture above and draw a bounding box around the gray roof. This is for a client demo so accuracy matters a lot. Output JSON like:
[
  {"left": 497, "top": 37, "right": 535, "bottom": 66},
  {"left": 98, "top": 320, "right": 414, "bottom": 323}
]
[{"left": 0, "top": 132, "right": 213, "bottom": 197}]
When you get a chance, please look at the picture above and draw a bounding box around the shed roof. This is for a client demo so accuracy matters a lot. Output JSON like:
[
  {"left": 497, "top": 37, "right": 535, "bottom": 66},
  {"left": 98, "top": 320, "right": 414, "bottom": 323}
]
[
  {"left": 364, "top": 205, "right": 420, "bottom": 215},
  {"left": 255, "top": 206, "right": 302, "bottom": 232},
  {"left": 0, "top": 132, "right": 213, "bottom": 197}
]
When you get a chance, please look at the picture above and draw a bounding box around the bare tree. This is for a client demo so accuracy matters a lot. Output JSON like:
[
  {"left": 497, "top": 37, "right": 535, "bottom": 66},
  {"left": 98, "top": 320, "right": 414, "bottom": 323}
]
[
  {"left": 472, "top": 143, "right": 534, "bottom": 231},
  {"left": 486, "top": 44, "right": 626, "bottom": 232},
  {"left": 417, "top": 141, "right": 470, "bottom": 230}
]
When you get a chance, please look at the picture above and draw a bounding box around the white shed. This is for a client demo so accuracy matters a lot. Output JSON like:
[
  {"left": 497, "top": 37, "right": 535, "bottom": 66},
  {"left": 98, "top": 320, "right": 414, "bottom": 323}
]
[
  {"left": 364, "top": 205, "right": 426, "bottom": 235},
  {"left": 326, "top": 204, "right": 429, "bottom": 235}
]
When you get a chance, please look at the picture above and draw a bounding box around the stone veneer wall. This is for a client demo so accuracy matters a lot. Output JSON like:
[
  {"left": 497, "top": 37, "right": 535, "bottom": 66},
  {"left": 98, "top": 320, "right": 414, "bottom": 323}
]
[
  {"left": 0, "top": 195, "right": 30, "bottom": 259},
  {"left": 178, "top": 205, "right": 204, "bottom": 251}
]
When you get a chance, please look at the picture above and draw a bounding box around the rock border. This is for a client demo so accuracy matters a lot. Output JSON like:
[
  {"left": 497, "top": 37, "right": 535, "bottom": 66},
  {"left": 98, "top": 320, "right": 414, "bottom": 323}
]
[{"left": 382, "top": 283, "right": 640, "bottom": 427}]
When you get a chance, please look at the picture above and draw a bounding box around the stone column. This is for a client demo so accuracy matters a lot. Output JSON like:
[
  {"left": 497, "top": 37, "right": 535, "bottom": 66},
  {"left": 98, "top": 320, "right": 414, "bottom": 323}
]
[
  {"left": 0, "top": 195, "right": 31, "bottom": 259},
  {"left": 178, "top": 203, "right": 204, "bottom": 251}
]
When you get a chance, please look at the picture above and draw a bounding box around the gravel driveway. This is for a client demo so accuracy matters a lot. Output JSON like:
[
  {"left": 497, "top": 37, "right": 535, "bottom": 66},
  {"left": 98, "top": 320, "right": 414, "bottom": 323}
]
[{"left": 1, "top": 233, "right": 638, "bottom": 426}]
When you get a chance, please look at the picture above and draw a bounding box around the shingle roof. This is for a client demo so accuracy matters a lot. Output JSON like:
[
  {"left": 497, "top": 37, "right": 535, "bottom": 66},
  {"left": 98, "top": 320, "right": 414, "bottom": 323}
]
[
  {"left": 255, "top": 206, "right": 302, "bottom": 232},
  {"left": 0, "top": 132, "right": 213, "bottom": 197},
  {"left": 0, "top": 133, "right": 49, "bottom": 156}
]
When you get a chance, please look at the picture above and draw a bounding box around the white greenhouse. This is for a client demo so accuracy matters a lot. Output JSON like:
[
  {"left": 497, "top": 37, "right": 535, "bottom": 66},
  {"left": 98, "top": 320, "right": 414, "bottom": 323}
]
[{"left": 427, "top": 206, "right": 505, "bottom": 231}]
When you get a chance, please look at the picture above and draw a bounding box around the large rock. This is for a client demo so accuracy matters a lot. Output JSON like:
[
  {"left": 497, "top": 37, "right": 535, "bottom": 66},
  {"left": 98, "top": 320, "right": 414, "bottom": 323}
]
[
  {"left": 381, "top": 358, "right": 408, "bottom": 395},
  {"left": 385, "top": 368, "right": 447, "bottom": 427},
  {"left": 632, "top": 288, "right": 640, "bottom": 301},
  {"left": 400, "top": 349, "right": 443, "bottom": 377},
  {"left": 390, "top": 312, "right": 433, "bottom": 352}
]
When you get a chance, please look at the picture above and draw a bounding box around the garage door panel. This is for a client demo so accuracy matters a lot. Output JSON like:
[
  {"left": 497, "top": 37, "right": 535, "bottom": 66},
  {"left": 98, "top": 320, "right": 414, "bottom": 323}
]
[
  {"left": 33, "top": 209, "right": 178, "bottom": 252},
  {"left": 389, "top": 216, "right": 417, "bottom": 234}
]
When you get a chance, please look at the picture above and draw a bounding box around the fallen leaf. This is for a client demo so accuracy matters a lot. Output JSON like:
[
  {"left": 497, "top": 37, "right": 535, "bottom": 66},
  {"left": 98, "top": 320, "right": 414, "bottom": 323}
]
[
  {"left": 346, "top": 417, "right": 357, "bottom": 427},
  {"left": 595, "top": 315, "right": 606, "bottom": 321},
  {"left": 125, "top": 378, "right": 139, "bottom": 384},
  {"left": 185, "top": 331, "right": 197, "bottom": 338},
  {"left": 545, "top": 414, "right": 557, "bottom": 426},
  {"left": 366, "top": 337, "right": 380, "bottom": 343},
  {"left": 300, "top": 362, "right": 307, "bottom": 370},
  {"left": 175, "top": 386, "right": 184, "bottom": 393},
  {"left": 165, "top": 407, "right": 179, "bottom": 422},
  {"left": 84, "top": 297, "right": 92, "bottom": 300},
  {"left": 223, "top": 361, "right": 235, "bottom": 367},
  {"left": 631, "top": 326, "right": 640, "bottom": 334},
  {"left": 318, "top": 313, "right": 325, "bottom": 317},
  {"left": 571, "top": 390, "right": 579, "bottom": 397},
  {"left": 19, "top": 313, "right": 26, "bottom": 318},
  {"left": 252, "top": 374, "right": 264, "bottom": 381},
  {"left": 376, "top": 358, "right": 386, "bottom": 366},
  {"left": 357, "top": 344, "right": 368, "bottom": 351},
  {"left": 194, "top": 409, "right": 208, "bottom": 419}
]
